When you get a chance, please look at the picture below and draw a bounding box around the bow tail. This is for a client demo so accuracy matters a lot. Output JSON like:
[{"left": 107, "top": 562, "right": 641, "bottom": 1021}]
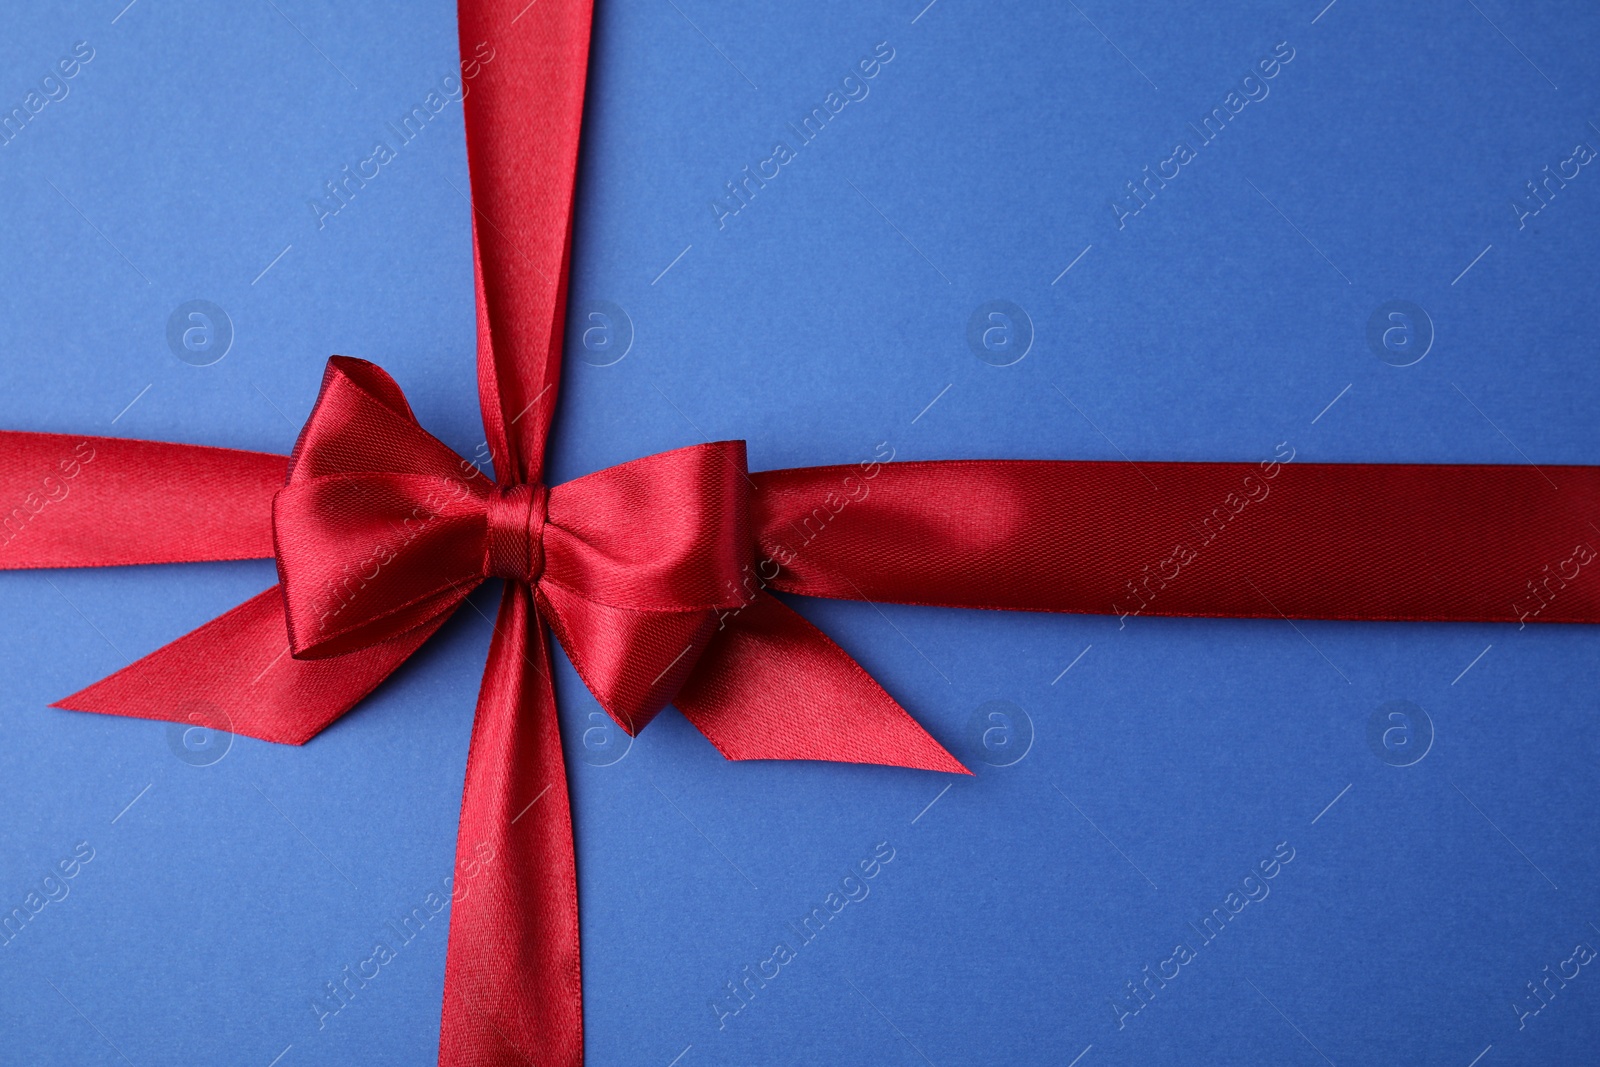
[
  {"left": 51, "top": 586, "right": 446, "bottom": 744},
  {"left": 441, "top": 582, "right": 582, "bottom": 1067},
  {"left": 675, "top": 592, "right": 969, "bottom": 775}
]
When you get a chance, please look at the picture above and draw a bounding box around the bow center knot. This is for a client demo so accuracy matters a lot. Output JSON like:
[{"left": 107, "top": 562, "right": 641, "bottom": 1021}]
[{"left": 484, "top": 482, "right": 548, "bottom": 584}]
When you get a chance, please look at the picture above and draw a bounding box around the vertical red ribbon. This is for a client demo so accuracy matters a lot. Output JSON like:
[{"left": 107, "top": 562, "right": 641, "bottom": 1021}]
[{"left": 441, "top": 0, "right": 593, "bottom": 1062}]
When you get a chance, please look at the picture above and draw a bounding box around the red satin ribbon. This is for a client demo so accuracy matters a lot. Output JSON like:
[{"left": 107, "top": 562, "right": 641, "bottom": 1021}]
[{"left": 3, "top": 1, "right": 1598, "bottom": 1064}]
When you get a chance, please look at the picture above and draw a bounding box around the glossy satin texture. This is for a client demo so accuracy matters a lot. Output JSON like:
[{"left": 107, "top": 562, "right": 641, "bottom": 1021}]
[{"left": 273, "top": 356, "right": 752, "bottom": 730}]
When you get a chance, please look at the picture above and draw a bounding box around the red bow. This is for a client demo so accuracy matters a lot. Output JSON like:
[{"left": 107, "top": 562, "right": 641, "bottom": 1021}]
[
  {"left": 266, "top": 353, "right": 966, "bottom": 770},
  {"left": 4, "top": 0, "right": 1599, "bottom": 1063},
  {"left": 274, "top": 355, "right": 749, "bottom": 727}
]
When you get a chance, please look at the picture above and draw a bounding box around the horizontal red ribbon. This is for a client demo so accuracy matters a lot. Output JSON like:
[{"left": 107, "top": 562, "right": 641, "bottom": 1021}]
[
  {"left": 754, "top": 458, "right": 1600, "bottom": 625},
  {"left": 11, "top": 430, "right": 1592, "bottom": 627},
  {"left": 3, "top": 0, "right": 1598, "bottom": 1064}
]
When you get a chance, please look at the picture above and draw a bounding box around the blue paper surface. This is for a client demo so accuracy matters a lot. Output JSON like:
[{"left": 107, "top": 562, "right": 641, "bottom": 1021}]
[{"left": 3, "top": 1, "right": 1599, "bottom": 1064}]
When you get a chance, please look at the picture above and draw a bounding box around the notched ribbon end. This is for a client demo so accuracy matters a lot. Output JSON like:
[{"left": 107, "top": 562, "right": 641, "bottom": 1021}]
[
  {"left": 45, "top": 585, "right": 448, "bottom": 749},
  {"left": 673, "top": 591, "right": 970, "bottom": 775},
  {"left": 47, "top": 686, "right": 318, "bottom": 747}
]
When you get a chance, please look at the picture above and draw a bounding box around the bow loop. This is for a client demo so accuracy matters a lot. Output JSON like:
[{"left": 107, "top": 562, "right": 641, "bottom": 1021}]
[
  {"left": 538, "top": 440, "right": 753, "bottom": 731},
  {"left": 274, "top": 356, "right": 496, "bottom": 659},
  {"left": 274, "top": 472, "right": 488, "bottom": 658},
  {"left": 289, "top": 356, "right": 471, "bottom": 482},
  {"left": 541, "top": 441, "right": 751, "bottom": 612}
]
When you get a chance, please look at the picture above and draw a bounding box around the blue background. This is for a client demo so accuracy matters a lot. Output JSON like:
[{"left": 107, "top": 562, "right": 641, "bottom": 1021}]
[{"left": 2, "top": 1, "right": 1598, "bottom": 1064}]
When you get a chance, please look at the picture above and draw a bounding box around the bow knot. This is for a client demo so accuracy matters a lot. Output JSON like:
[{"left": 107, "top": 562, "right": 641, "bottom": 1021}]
[{"left": 484, "top": 482, "right": 547, "bottom": 584}]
